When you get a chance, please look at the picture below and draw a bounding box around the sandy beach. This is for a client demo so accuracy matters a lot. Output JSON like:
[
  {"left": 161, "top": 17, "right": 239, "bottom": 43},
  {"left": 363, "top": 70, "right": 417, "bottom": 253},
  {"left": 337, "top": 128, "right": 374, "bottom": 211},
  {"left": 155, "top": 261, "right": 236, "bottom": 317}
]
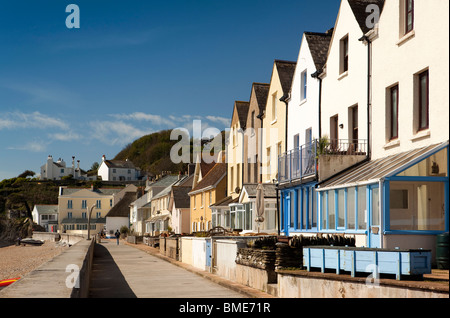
[{"left": 0, "top": 240, "right": 68, "bottom": 281}]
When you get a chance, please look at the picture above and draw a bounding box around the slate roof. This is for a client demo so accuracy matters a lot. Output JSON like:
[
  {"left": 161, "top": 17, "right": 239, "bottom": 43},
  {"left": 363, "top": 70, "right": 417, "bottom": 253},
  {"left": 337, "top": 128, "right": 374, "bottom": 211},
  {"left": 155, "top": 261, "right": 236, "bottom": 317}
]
[
  {"left": 274, "top": 60, "right": 297, "bottom": 96},
  {"left": 171, "top": 186, "right": 192, "bottom": 209},
  {"left": 305, "top": 31, "right": 333, "bottom": 72},
  {"left": 59, "top": 187, "right": 123, "bottom": 196},
  {"left": 34, "top": 205, "right": 58, "bottom": 214},
  {"left": 234, "top": 101, "right": 250, "bottom": 129},
  {"left": 252, "top": 83, "right": 270, "bottom": 116},
  {"left": 210, "top": 196, "right": 237, "bottom": 208},
  {"left": 106, "top": 192, "right": 137, "bottom": 217},
  {"left": 189, "top": 162, "right": 227, "bottom": 194},
  {"left": 103, "top": 159, "right": 136, "bottom": 169},
  {"left": 348, "top": 0, "right": 385, "bottom": 34}
]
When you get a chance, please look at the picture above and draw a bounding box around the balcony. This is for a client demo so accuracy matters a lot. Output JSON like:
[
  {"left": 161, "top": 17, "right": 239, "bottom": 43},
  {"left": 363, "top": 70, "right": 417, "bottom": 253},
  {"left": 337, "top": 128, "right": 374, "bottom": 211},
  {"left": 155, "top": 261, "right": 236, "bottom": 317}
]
[{"left": 278, "top": 139, "right": 367, "bottom": 184}]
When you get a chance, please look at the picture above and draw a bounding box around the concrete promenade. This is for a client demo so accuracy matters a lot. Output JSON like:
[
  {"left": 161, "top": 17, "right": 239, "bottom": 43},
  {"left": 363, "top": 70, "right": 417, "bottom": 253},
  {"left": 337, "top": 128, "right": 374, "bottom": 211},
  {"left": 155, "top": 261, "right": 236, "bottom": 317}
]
[{"left": 89, "top": 239, "right": 272, "bottom": 298}]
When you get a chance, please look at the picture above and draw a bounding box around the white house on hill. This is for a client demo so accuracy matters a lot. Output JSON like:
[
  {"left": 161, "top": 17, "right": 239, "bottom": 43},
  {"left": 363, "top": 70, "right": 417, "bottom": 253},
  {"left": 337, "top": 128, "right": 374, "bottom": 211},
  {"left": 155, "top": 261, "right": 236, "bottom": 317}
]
[{"left": 97, "top": 155, "right": 141, "bottom": 181}]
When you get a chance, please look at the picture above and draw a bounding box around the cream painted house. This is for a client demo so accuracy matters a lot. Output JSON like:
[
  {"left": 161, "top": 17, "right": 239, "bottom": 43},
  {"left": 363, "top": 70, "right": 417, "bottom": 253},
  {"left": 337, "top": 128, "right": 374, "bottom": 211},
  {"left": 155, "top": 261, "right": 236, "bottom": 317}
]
[
  {"left": 226, "top": 101, "right": 249, "bottom": 199},
  {"left": 314, "top": 0, "right": 449, "bottom": 263},
  {"left": 261, "top": 60, "right": 296, "bottom": 183},
  {"left": 243, "top": 83, "right": 270, "bottom": 185},
  {"left": 58, "top": 186, "right": 123, "bottom": 236}
]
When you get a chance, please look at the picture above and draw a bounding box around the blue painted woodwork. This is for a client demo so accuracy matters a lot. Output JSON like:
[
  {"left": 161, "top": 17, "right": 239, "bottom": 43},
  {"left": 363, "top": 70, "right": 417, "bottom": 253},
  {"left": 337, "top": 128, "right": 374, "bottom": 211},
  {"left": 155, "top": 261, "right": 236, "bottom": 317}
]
[{"left": 303, "top": 246, "right": 431, "bottom": 280}]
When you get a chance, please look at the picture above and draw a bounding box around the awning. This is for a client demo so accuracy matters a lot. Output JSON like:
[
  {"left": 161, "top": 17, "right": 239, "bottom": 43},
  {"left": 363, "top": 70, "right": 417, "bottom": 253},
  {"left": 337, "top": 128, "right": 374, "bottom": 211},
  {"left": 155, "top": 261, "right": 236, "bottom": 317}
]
[
  {"left": 146, "top": 214, "right": 170, "bottom": 223},
  {"left": 317, "top": 141, "right": 448, "bottom": 191}
]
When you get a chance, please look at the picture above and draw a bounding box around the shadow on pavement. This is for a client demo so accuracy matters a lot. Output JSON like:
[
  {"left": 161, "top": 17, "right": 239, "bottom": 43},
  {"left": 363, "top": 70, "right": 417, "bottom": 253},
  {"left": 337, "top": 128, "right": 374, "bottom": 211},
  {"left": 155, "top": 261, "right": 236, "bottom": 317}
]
[{"left": 89, "top": 243, "right": 136, "bottom": 298}]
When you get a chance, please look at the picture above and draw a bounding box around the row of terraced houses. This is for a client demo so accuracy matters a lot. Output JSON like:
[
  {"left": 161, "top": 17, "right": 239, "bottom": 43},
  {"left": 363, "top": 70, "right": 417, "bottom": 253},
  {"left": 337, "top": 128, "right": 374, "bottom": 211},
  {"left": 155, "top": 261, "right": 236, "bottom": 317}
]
[{"left": 33, "top": 0, "right": 448, "bottom": 264}]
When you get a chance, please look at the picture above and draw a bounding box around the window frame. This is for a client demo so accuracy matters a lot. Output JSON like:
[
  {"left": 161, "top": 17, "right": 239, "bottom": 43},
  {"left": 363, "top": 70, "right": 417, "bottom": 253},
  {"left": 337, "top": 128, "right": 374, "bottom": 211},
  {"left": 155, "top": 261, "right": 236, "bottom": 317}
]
[
  {"left": 405, "top": 0, "right": 414, "bottom": 34},
  {"left": 418, "top": 70, "right": 429, "bottom": 131},
  {"left": 390, "top": 84, "right": 399, "bottom": 140}
]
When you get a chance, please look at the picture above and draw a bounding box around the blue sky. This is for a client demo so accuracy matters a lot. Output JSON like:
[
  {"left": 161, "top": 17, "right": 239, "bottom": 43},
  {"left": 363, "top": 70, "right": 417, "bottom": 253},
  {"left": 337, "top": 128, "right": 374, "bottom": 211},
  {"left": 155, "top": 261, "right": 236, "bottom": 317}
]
[{"left": 0, "top": 0, "right": 340, "bottom": 180}]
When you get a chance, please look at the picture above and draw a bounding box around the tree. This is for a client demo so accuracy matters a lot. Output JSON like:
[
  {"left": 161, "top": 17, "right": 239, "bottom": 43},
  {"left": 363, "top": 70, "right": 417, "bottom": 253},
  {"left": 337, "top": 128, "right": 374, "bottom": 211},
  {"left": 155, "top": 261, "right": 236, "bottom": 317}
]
[
  {"left": 17, "top": 170, "right": 35, "bottom": 178},
  {"left": 90, "top": 162, "right": 99, "bottom": 171}
]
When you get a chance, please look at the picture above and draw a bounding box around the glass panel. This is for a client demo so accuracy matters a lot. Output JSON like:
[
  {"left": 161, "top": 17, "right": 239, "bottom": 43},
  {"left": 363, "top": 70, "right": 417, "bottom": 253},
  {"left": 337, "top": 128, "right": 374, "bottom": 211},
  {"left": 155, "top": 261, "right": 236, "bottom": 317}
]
[
  {"left": 397, "top": 148, "right": 447, "bottom": 177},
  {"left": 371, "top": 188, "right": 380, "bottom": 226},
  {"left": 290, "top": 193, "right": 294, "bottom": 228},
  {"left": 245, "top": 203, "right": 252, "bottom": 231},
  {"left": 311, "top": 188, "right": 317, "bottom": 228},
  {"left": 420, "top": 73, "right": 428, "bottom": 129},
  {"left": 338, "top": 189, "right": 345, "bottom": 228},
  {"left": 390, "top": 182, "right": 445, "bottom": 231},
  {"left": 297, "top": 190, "right": 302, "bottom": 229},
  {"left": 357, "top": 186, "right": 367, "bottom": 230},
  {"left": 321, "top": 192, "right": 327, "bottom": 229},
  {"left": 347, "top": 187, "right": 356, "bottom": 230},
  {"left": 303, "top": 188, "right": 307, "bottom": 229},
  {"left": 390, "top": 190, "right": 409, "bottom": 209},
  {"left": 328, "top": 191, "right": 335, "bottom": 230}
]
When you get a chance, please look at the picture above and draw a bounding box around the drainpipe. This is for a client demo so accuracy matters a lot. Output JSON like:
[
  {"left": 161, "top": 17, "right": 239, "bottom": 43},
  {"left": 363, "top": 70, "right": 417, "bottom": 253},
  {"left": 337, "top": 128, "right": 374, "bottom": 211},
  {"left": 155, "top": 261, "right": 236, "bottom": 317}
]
[
  {"left": 311, "top": 70, "right": 323, "bottom": 140},
  {"left": 316, "top": 34, "right": 373, "bottom": 188},
  {"left": 256, "top": 113, "right": 264, "bottom": 184},
  {"left": 359, "top": 34, "right": 372, "bottom": 160},
  {"left": 278, "top": 93, "right": 290, "bottom": 237}
]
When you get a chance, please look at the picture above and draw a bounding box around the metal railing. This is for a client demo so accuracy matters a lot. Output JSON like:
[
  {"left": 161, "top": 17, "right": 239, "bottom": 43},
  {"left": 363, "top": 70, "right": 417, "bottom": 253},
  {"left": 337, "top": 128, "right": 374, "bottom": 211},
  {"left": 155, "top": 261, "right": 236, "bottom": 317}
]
[{"left": 278, "top": 139, "right": 367, "bottom": 183}]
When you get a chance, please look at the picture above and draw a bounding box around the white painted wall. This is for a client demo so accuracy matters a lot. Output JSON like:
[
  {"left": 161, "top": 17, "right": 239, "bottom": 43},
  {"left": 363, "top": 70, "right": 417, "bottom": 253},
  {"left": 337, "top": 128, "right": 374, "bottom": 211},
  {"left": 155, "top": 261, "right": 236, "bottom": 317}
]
[
  {"left": 288, "top": 34, "right": 321, "bottom": 151},
  {"left": 320, "top": 0, "right": 369, "bottom": 145},
  {"left": 371, "top": 0, "right": 449, "bottom": 159}
]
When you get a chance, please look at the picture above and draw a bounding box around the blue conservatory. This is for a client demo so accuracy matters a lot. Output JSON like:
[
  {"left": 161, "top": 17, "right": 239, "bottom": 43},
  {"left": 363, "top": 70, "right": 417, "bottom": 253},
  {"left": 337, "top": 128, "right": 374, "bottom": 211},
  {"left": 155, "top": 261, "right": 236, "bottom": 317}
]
[{"left": 279, "top": 141, "right": 449, "bottom": 265}]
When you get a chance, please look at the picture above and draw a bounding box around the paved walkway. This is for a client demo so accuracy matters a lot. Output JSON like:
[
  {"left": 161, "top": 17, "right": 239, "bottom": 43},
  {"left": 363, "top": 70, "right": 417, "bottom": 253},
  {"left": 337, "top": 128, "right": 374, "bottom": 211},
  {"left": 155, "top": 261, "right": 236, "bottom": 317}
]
[{"left": 89, "top": 240, "right": 249, "bottom": 298}]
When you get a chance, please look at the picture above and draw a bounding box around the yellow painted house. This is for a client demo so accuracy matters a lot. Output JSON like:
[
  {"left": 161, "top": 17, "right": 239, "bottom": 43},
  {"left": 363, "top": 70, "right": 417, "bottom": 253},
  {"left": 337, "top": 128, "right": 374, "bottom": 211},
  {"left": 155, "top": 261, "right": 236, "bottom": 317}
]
[
  {"left": 189, "top": 162, "right": 227, "bottom": 232},
  {"left": 261, "top": 60, "right": 296, "bottom": 183},
  {"left": 58, "top": 185, "right": 136, "bottom": 236}
]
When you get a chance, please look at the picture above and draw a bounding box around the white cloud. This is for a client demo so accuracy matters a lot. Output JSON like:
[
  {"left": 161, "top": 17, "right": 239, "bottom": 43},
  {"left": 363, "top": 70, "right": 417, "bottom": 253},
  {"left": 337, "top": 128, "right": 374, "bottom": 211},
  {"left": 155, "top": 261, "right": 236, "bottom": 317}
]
[
  {"left": 8, "top": 140, "right": 48, "bottom": 152},
  {"left": 205, "top": 115, "right": 230, "bottom": 128},
  {"left": 89, "top": 120, "right": 154, "bottom": 146},
  {"left": 109, "top": 112, "right": 175, "bottom": 127},
  {"left": 49, "top": 131, "right": 82, "bottom": 142},
  {"left": 0, "top": 111, "right": 69, "bottom": 130}
]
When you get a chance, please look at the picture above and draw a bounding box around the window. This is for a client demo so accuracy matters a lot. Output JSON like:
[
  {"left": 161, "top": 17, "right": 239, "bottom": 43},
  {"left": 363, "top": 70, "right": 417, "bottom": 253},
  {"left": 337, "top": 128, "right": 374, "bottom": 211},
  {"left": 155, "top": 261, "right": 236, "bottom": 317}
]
[
  {"left": 209, "top": 191, "right": 213, "bottom": 205},
  {"left": 347, "top": 188, "right": 356, "bottom": 229},
  {"left": 230, "top": 166, "right": 234, "bottom": 192},
  {"left": 236, "top": 163, "right": 240, "bottom": 190},
  {"left": 405, "top": 0, "right": 414, "bottom": 34},
  {"left": 301, "top": 70, "right": 307, "bottom": 100},
  {"left": 96, "top": 212, "right": 101, "bottom": 218},
  {"left": 110, "top": 199, "right": 113, "bottom": 207},
  {"left": 96, "top": 200, "right": 101, "bottom": 209},
  {"left": 390, "top": 181, "right": 445, "bottom": 231},
  {"left": 327, "top": 191, "right": 336, "bottom": 230},
  {"left": 272, "top": 92, "right": 277, "bottom": 121},
  {"left": 357, "top": 186, "right": 367, "bottom": 230},
  {"left": 389, "top": 85, "right": 399, "bottom": 140},
  {"left": 68, "top": 212, "right": 72, "bottom": 219},
  {"left": 82, "top": 200, "right": 87, "bottom": 209},
  {"left": 266, "top": 147, "right": 271, "bottom": 178},
  {"left": 340, "top": 35, "right": 349, "bottom": 74},
  {"left": 337, "top": 189, "right": 345, "bottom": 228},
  {"left": 67, "top": 200, "right": 73, "bottom": 209},
  {"left": 201, "top": 192, "right": 204, "bottom": 208},
  {"left": 349, "top": 105, "right": 358, "bottom": 149},
  {"left": 82, "top": 212, "right": 87, "bottom": 219},
  {"left": 113, "top": 169, "right": 116, "bottom": 173},
  {"left": 251, "top": 110, "right": 255, "bottom": 129},
  {"left": 418, "top": 70, "right": 429, "bottom": 131}
]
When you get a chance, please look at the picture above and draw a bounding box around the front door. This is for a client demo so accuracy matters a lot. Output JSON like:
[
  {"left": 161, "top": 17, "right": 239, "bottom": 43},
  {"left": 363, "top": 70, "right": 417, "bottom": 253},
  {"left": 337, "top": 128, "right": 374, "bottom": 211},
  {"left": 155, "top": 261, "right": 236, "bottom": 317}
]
[
  {"left": 205, "top": 239, "right": 212, "bottom": 267},
  {"left": 368, "top": 185, "right": 381, "bottom": 248}
]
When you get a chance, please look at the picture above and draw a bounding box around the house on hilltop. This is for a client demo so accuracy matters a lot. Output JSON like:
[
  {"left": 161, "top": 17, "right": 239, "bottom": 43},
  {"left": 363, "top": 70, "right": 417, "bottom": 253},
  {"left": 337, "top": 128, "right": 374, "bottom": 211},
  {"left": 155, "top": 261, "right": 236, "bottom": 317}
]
[{"left": 97, "top": 155, "right": 141, "bottom": 181}]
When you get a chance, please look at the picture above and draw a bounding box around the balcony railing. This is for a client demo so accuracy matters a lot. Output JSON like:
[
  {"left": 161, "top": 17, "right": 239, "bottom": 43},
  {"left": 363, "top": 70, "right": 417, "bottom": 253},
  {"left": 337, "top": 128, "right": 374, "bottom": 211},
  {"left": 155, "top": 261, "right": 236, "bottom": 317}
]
[{"left": 278, "top": 139, "right": 367, "bottom": 183}]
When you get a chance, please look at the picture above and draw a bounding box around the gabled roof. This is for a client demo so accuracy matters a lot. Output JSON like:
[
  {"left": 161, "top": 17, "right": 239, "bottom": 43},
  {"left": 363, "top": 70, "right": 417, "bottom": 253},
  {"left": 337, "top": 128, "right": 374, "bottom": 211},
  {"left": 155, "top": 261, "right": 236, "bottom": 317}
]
[
  {"left": 304, "top": 30, "right": 333, "bottom": 72},
  {"left": 274, "top": 60, "right": 297, "bottom": 96},
  {"left": 106, "top": 192, "right": 137, "bottom": 217},
  {"left": 103, "top": 159, "right": 136, "bottom": 169},
  {"left": 171, "top": 186, "right": 192, "bottom": 209},
  {"left": 348, "top": 0, "right": 385, "bottom": 34},
  {"left": 252, "top": 83, "right": 270, "bottom": 116},
  {"left": 189, "top": 162, "right": 227, "bottom": 194},
  {"left": 234, "top": 101, "right": 250, "bottom": 129},
  {"left": 59, "top": 187, "right": 123, "bottom": 196}
]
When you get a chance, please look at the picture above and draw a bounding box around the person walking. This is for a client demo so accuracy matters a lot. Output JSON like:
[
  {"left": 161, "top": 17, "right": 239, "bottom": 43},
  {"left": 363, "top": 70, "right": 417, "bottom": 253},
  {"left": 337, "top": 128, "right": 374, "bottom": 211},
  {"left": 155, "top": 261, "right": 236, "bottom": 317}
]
[{"left": 115, "top": 229, "right": 120, "bottom": 245}]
